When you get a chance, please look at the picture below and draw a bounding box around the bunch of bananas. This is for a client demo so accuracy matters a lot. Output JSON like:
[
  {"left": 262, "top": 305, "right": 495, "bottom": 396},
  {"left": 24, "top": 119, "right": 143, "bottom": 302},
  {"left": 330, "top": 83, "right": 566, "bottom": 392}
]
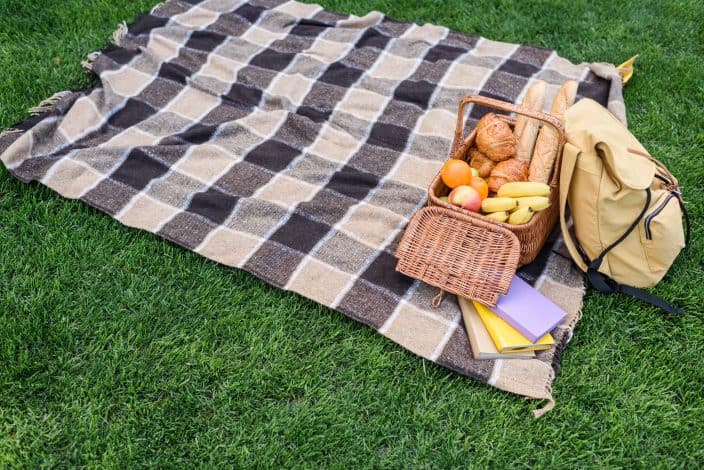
[{"left": 479, "top": 182, "right": 552, "bottom": 225}]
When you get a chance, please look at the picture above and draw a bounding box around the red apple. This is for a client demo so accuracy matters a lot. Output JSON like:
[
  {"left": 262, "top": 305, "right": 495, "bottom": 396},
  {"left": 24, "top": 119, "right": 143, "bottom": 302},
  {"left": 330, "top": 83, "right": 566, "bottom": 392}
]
[{"left": 448, "top": 185, "right": 481, "bottom": 212}]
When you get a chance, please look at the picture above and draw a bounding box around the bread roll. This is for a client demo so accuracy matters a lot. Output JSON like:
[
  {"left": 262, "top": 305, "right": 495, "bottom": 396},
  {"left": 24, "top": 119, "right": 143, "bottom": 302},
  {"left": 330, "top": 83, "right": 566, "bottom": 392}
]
[
  {"left": 528, "top": 80, "right": 578, "bottom": 183},
  {"left": 488, "top": 158, "right": 529, "bottom": 193},
  {"left": 475, "top": 113, "right": 515, "bottom": 162},
  {"left": 468, "top": 148, "right": 495, "bottom": 178},
  {"left": 513, "top": 80, "right": 547, "bottom": 163}
]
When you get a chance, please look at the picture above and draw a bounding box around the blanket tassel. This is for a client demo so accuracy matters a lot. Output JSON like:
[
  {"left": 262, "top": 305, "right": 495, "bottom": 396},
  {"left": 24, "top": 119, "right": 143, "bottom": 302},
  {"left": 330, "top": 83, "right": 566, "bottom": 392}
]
[
  {"left": 0, "top": 128, "right": 22, "bottom": 139},
  {"left": 112, "top": 21, "right": 128, "bottom": 47},
  {"left": 532, "top": 367, "right": 555, "bottom": 418},
  {"left": 81, "top": 51, "right": 101, "bottom": 72},
  {"left": 150, "top": 2, "right": 165, "bottom": 14},
  {"left": 81, "top": 19, "right": 129, "bottom": 73},
  {"left": 28, "top": 90, "right": 73, "bottom": 115},
  {"left": 533, "top": 398, "right": 556, "bottom": 418}
]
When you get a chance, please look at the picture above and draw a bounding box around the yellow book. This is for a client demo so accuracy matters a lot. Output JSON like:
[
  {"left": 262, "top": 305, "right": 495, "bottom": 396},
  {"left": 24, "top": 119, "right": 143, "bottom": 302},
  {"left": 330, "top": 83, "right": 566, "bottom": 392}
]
[
  {"left": 459, "top": 297, "right": 535, "bottom": 360},
  {"left": 473, "top": 301, "right": 554, "bottom": 353}
]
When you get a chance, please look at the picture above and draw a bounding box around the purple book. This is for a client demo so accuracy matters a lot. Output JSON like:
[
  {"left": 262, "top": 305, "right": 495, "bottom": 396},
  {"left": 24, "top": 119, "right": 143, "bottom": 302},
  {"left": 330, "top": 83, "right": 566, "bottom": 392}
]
[{"left": 494, "top": 276, "right": 567, "bottom": 343}]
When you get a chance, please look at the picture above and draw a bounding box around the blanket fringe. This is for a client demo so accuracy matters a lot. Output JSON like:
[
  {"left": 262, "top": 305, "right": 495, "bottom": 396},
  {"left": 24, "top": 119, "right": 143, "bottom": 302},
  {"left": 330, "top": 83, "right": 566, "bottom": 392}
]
[
  {"left": 112, "top": 21, "right": 128, "bottom": 47},
  {"left": 81, "top": 20, "right": 130, "bottom": 73},
  {"left": 533, "top": 398, "right": 556, "bottom": 418},
  {"left": 150, "top": 2, "right": 165, "bottom": 14},
  {"left": 81, "top": 51, "right": 101, "bottom": 72},
  {"left": 532, "top": 367, "right": 555, "bottom": 418},
  {"left": 0, "top": 128, "right": 22, "bottom": 139},
  {"left": 28, "top": 90, "right": 73, "bottom": 115}
]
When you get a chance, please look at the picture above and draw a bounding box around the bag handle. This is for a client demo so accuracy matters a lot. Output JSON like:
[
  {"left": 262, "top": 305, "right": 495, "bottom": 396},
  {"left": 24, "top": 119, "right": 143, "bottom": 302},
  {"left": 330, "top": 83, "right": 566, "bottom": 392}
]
[{"left": 452, "top": 95, "right": 566, "bottom": 186}]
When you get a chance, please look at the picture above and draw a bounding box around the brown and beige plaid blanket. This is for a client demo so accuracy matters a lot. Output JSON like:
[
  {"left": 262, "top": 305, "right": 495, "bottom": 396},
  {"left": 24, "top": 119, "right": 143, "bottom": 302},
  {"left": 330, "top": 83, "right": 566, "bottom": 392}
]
[{"left": 0, "top": 0, "right": 625, "bottom": 415}]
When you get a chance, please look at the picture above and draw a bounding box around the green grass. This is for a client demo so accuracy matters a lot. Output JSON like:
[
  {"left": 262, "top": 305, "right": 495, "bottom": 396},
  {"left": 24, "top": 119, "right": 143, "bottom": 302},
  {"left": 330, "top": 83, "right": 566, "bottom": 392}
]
[{"left": 1, "top": 0, "right": 703, "bottom": 466}]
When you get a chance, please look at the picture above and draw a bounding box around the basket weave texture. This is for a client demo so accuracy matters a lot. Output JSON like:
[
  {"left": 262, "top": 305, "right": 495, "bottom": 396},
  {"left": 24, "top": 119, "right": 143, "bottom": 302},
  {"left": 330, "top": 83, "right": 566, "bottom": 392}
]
[
  {"left": 395, "top": 95, "right": 565, "bottom": 306},
  {"left": 429, "top": 95, "right": 565, "bottom": 266},
  {"left": 396, "top": 206, "right": 520, "bottom": 306}
]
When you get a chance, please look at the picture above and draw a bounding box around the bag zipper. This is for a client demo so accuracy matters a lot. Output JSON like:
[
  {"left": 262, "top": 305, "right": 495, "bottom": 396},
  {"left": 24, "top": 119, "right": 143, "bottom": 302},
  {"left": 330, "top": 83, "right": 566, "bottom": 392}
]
[{"left": 644, "top": 193, "right": 675, "bottom": 240}]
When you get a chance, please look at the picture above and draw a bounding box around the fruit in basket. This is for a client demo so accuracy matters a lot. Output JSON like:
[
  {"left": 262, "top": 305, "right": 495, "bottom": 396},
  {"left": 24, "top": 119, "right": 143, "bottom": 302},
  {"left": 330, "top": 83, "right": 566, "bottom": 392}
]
[
  {"left": 514, "top": 196, "right": 551, "bottom": 211},
  {"left": 481, "top": 197, "right": 518, "bottom": 213},
  {"left": 508, "top": 206, "right": 535, "bottom": 225},
  {"left": 476, "top": 113, "right": 516, "bottom": 162},
  {"left": 468, "top": 148, "right": 495, "bottom": 178},
  {"left": 439, "top": 196, "right": 449, "bottom": 203},
  {"left": 497, "top": 181, "right": 551, "bottom": 198},
  {"left": 468, "top": 176, "right": 489, "bottom": 200},
  {"left": 440, "top": 159, "right": 473, "bottom": 188},
  {"left": 470, "top": 167, "right": 479, "bottom": 177},
  {"left": 487, "top": 158, "right": 529, "bottom": 193},
  {"left": 484, "top": 210, "right": 510, "bottom": 222},
  {"left": 448, "top": 185, "right": 482, "bottom": 212}
]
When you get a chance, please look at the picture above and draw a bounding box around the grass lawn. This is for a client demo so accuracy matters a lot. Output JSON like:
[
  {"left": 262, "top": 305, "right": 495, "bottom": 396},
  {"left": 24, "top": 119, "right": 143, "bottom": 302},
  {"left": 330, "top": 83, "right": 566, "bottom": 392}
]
[{"left": 1, "top": 0, "right": 703, "bottom": 466}]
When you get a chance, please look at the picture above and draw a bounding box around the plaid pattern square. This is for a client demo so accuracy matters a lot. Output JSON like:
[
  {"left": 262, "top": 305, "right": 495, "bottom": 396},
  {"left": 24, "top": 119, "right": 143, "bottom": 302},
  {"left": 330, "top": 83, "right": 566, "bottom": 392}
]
[{"left": 1, "top": 0, "right": 623, "bottom": 405}]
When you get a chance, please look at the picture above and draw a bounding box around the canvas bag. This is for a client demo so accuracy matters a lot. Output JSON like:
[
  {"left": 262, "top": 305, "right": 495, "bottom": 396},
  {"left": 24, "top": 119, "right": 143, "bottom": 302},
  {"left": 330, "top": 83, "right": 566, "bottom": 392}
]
[{"left": 559, "top": 99, "right": 689, "bottom": 314}]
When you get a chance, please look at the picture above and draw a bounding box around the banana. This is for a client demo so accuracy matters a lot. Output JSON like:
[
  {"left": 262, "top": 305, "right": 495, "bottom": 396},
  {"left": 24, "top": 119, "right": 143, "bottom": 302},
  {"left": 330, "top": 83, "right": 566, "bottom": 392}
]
[
  {"left": 508, "top": 206, "right": 534, "bottom": 225},
  {"left": 515, "top": 196, "right": 551, "bottom": 211},
  {"left": 481, "top": 197, "right": 518, "bottom": 213},
  {"left": 497, "top": 182, "right": 551, "bottom": 198},
  {"left": 484, "top": 211, "right": 510, "bottom": 222}
]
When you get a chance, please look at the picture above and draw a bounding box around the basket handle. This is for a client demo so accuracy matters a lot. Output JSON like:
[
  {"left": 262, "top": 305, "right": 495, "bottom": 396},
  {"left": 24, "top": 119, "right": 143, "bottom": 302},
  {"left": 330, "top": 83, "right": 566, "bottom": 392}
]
[{"left": 452, "top": 95, "right": 565, "bottom": 168}]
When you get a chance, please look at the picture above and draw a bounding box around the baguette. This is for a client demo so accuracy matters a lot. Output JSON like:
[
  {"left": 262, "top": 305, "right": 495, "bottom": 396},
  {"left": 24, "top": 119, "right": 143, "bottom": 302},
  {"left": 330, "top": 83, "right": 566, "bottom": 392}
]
[
  {"left": 528, "top": 80, "right": 578, "bottom": 183},
  {"left": 513, "top": 80, "right": 547, "bottom": 163}
]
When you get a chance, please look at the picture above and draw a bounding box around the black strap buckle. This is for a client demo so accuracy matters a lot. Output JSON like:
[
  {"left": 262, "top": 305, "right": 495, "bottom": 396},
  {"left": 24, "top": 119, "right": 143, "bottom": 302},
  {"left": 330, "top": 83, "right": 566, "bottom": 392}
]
[{"left": 586, "top": 267, "right": 620, "bottom": 294}]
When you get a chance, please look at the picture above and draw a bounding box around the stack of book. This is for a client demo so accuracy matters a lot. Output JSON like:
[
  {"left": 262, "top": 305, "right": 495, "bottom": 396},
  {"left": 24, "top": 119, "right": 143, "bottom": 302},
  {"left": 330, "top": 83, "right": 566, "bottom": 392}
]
[{"left": 460, "top": 276, "right": 567, "bottom": 360}]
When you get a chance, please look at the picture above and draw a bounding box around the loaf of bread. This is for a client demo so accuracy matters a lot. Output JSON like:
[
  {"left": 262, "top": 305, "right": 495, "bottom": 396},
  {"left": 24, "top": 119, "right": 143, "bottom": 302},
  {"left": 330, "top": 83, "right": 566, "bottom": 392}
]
[
  {"left": 475, "top": 113, "right": 515, "bottom": 162},
  {"left": 488, "top": 158, "right": 529, "bottom": 193},
  {"left": 528, "top": 80, "right": 578, "bottom": 183},
  {"left": 468, "top": 148, "right": 495, "bottom": 178},
  {"left": 513, "top": 80, "right": 547, "bottom": 163}
]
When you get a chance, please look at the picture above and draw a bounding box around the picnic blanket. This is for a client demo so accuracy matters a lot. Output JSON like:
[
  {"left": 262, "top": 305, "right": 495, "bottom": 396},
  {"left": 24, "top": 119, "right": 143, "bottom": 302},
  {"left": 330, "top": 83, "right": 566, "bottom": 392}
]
[{"left": 0, "top": 0, "right": 626, "bottom": 415}]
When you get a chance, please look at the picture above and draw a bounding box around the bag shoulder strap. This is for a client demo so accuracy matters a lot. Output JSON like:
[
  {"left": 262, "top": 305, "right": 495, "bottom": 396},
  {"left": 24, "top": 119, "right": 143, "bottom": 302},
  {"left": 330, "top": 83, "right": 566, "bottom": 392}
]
[
  {"left": 586, "top": 269, "right": 684, "bottom": 315},
  {"left": 558, "top": 142, "right": 588, "bottom": 270}
]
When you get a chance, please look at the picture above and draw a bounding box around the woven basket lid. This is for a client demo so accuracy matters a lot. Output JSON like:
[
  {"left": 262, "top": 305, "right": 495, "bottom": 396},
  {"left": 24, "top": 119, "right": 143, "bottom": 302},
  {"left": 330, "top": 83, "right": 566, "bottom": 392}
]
[{"left": 395, "top": 206, "right": 520, "bottom": 307}]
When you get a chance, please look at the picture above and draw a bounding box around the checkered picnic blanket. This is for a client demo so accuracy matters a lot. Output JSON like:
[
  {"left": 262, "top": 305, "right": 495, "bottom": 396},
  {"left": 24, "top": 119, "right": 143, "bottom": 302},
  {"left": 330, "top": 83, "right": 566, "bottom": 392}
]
[{"left": 0, "top": 0, "right": 625, "bottom": 413}]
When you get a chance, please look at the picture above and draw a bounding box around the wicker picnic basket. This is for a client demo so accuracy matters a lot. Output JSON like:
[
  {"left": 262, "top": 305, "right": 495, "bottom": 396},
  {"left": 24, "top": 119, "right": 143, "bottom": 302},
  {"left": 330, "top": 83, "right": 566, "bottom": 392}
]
[
  {"left": 395, "top": 205, "right": 520, "bottom": 306},
  {"left": 395, "top": 95, "right": 565, "bottom": 306}
]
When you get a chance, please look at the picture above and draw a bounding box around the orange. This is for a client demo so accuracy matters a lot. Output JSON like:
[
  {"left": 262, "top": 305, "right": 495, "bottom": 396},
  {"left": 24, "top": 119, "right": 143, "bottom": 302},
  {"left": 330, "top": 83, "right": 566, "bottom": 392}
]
[
  {"left": 469, "top": 176, "right": 489, "bottom": 199},
  {"left": 440, "top": 159, "right": 473, "bottom": 189}
]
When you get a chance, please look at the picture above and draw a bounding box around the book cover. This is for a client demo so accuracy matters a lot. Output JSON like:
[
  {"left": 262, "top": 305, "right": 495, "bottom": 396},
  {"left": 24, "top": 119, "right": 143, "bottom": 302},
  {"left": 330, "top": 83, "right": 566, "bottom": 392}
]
[
  {"left": 473, "top": 301, "right": 554, "bottom": 352},
  {"left": 493, "top": 276, "right": 567, "bottom": 343},
  {"left": 459, "top": 297, "right": 535, "bottom": 360}
]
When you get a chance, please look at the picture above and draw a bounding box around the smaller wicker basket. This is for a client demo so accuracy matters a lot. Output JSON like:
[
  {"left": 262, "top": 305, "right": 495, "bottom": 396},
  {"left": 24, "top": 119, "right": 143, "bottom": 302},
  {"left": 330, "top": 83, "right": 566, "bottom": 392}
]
[
  {"left": 395, "top": 206, "right": 520, "bottom": 306},
  {"left": 395, "top": 95, "right": 565, "bottom": 306}
]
